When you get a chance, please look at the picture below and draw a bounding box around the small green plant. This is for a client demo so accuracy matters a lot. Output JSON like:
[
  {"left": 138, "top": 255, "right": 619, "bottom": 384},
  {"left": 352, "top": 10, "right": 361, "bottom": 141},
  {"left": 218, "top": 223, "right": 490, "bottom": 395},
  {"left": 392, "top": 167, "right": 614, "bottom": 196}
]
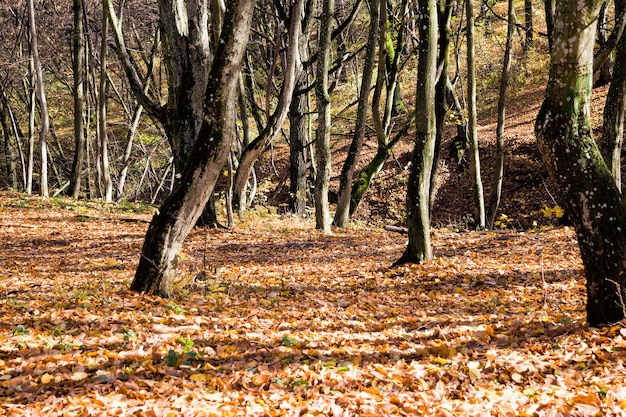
[
  {"left": 13, "top": 325, "right": 30, "bottom": 336},
  {"left": 598, "top": 386, "right": 609, "bottom": 398},
  {"left": 165, "top": 349, "right": 180, "bottom": 366},
  {"left": 166, "top": 303, "right": 186, "bottom": 314},
  {"left": 122, "top": 327, "right": 137, "bottom": 341},
  {"left": 176, "top": 336, "right": 195, "bottom": 353},
  {"left": 281, "top": 335, "right": 298, "bottom": 347}
]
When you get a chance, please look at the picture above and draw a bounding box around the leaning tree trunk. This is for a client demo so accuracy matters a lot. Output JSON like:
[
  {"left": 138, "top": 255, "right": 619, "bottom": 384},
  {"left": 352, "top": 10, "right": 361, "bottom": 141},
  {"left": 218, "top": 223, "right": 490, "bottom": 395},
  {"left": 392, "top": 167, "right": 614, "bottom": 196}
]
[
  {"left": 314, "top": 0, "right": 334, "bottom": 233},
  {"left": 333, "top": 0, "right": 379, "bottom": 227},
  {"left": 131, "top": 0, "right": 255, "bottom": 296},
  {"left": 232, "top": 0, "right": 303, "bottom": 215},
  {"left": 535, "top": 0, "right": 626, "bottom": 326},
  {"left": 396, "top": 0, "right": 437, "bottom": 264},
  {"left": 487, "top": 0, "right": 515, "bottom": 229},
  {"left": 599, "top": 22, "right": 626, "bottom": 190}
]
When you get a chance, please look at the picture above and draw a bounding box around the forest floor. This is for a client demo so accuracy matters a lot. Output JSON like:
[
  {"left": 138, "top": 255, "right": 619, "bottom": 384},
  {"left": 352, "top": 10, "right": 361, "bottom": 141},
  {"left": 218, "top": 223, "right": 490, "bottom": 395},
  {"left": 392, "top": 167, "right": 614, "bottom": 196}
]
[{"left": 2, "top": 192, "right": 626, "bottom": 416}]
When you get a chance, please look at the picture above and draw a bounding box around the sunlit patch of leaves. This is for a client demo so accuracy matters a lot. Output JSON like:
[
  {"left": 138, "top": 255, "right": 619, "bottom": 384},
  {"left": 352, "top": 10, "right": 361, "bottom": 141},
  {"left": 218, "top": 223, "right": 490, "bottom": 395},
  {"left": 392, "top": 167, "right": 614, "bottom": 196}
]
[{"left": 0, "top": 193, "right": 625, "bottom": 415}]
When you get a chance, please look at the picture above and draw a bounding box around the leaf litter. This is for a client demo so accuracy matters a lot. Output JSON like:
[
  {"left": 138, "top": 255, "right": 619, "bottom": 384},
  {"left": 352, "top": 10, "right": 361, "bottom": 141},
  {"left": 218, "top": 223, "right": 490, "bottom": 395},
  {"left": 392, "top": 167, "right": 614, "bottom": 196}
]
[{"left": 0, "top": 192, "right": 625, "bottom": 416}]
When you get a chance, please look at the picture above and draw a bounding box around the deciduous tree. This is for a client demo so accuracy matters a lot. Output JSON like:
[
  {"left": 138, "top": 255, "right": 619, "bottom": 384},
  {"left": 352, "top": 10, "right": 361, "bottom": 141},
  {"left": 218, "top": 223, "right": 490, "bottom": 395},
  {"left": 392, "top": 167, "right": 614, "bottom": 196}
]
[{"left": 535, "top": 0, "right": 626, "bottom": 325}]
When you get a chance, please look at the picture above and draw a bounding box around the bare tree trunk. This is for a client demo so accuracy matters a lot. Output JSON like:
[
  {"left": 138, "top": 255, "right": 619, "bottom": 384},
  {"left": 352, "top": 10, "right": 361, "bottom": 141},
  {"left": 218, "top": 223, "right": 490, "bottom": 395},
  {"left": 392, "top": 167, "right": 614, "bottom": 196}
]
[
  {"left": 466, "top": 0, "right": 485, "bottom": 229},
  {"left": 599, "top": 11, "right": 626, "bottom": 191},
  {"left": 69, "top": 0, "right": 86, "bottom": 199},
  {"left": 524, "top": 0, "right": 533, "bottom": 50},
  {"left": 99, "top": 8, "right": 112, "bottom": 202},
  {"left": 27, "top": 0, "right": 49, "bottom": 197},
  {"left": 232, "top": 0, "right": 304, "bottom": 215},
  {"left": 487, "top": 0, "right": 515, "bottom": 229},
  {"left": 131, "top": 0, "right": 255, "bottom": 296},
  {"left": 314, "top": 0, "right": 334, "bottom": 233},
  {"left": 535, "top": 0, "right": 626, "bottom": 326},
  {"left": 333, "top": 0, "right": 379, "bottom": 227},
  {"left": 26, "top": 65, "right": 35, "bottom": 195},
  {"left": 395, "top": 0, "right": 437, "bottom": 264}
]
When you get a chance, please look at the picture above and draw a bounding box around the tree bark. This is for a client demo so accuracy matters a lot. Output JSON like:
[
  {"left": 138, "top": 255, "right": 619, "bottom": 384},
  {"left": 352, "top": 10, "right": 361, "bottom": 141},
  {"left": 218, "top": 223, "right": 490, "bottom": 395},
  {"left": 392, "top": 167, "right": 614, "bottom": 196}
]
[
  {"left": 396, "top": 0, "right": 437, "bottom": 264},
  {"left": 524, "top": 0, "right": 533, "bottom": 50},
  {"left": 599, "top": 12, "right": 626, "bottom": 190},
  {"left": 487, "top": 0, "right": 514, "bottom": 229},
  {"left": 333, "top": 0, "right": 379, "bottom": 227},
  {"left": 430, "top": 0, "right": 453, "bottom": 212},
  {"left": 535, "top": 0, "right": 626, "bottom": 326},
  {"left": 314, "top": 0, "right": 334, "bottom": 233},
  {"left": 466, "top": 0, "right": 485, "bottom": 229},
  {"left": 131, "top": 0, "right": 255, "bottom": 296},
  {"left": 232, "top": 0, "right": 304, "bottom": 215},
  {"left": 69, "top": 0, "right": 86, "bottom": 199},
  {"left": 28, "top": 0, "right": 49, "bottom": 197},
  {"left": 289, "top": 71, "right": 310, "bottom": 216},
  {"left": 99, "top": 8, "right": 112, "bottom": 202}
]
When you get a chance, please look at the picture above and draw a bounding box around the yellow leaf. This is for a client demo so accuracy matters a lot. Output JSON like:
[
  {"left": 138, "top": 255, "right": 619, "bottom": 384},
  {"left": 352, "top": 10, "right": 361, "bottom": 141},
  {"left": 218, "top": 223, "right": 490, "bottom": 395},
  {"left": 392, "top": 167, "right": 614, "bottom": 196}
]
[
  {"left": 467, "top": 361, "right": 481, "bottom": 380},
  {"left": 40, "top": 373, "right": 52, "bottom": 384},
  {"left": 190, "top": 373, "right": 207, "bottom": 382},
  {"left": 433, "top": 357, "right": 447, "bottom": 365}
]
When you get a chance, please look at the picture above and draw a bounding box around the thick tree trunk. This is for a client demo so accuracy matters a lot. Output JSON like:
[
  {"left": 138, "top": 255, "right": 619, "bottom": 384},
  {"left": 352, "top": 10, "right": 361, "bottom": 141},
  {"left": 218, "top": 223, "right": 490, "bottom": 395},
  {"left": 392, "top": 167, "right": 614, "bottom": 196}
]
[
  {"left": 535, "top": 0, "right": 626, "bottom": 325},
  {"left": 599, "top": 21, "right": 626, "bottom": 190},
  {"left": 487, "top": 0, "right": 515, "bottom": 229},
  {"left": 314, "top": 0, "right": 334, "bottom": 233},
  {"left": 131, "top": 0, "right": 255, "bottom": 296},
  {"left": 333, "top": 0, "right": 379, "bottom": 227},
  {"left": 396, "top": 0, "right": 437, "bottom": 264},
  {"left": 69, "top": 0, "right": 86, "bottom": 199}
]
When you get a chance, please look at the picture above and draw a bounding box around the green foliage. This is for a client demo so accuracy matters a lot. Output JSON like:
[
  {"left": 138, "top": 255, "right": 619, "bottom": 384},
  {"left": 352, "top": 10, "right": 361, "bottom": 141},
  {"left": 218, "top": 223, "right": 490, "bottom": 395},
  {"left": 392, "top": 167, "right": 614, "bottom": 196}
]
[
  {"left": 13, "top": 325, "right": 30, "bottom": 336},
  {"left": 176, "top": 336, "right": 194, "bottom": 353},
  {"left": 166, "top": 303, "right": 186, "bottom": 314}
]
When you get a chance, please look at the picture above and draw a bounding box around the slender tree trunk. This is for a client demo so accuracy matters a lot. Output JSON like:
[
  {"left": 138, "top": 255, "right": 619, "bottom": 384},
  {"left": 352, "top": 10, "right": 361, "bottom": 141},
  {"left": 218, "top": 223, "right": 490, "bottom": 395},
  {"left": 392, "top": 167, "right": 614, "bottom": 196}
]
[
  {"left": 232, "top": 0, "right": 304, "bottom": 215},
  {"left": 396, "top": 0, "right": 437, "bottom": 264},
  {"left": 28, "top": 0, "right": 49, "bottom": 197},
  {"left": 524, "top": 0, "right": 533, "bottom": 50},
  {"left": 599, "top": 17, "right": 626, "bottom": 190},
  {"left": 314, "top": 0, "right": 334, "bottom": 233},
  {"left": 430, "top": 0, "right": 453, "bottom": 212},
  {"left": 535, "top": 0, "right": 626, "bottom": 326},
  {"left": 487, "top": 0, "right": 514, "bottom": 229},
  {"left": 333, "top": 0, "right": 379, "bottom": 227},
  {"left": 0, "top": 103, "right": 18, "bottom": 190},
  {"left": 116, "top": 104, "right": 143, "bottom": 200},
  {"left": 131, "top": 0, "right": 255, "bottom": 296},
  {"left": 69, "top": 0, "right": 86, "bottom": 199},
  {"left": 26, "top": 65, "right": 35, "bottom": 195},
  {"left": 289, "top": 72, "right": 310, "bottom": 216},
  {"left": 466, "top": 0, "right": 485, "bottom": 229},
  {"left": 99, "top": 9, "right": 112, "bottom": 202},
  {"left": 544, "top": 0, "right": 555, "bottom": 53}
]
